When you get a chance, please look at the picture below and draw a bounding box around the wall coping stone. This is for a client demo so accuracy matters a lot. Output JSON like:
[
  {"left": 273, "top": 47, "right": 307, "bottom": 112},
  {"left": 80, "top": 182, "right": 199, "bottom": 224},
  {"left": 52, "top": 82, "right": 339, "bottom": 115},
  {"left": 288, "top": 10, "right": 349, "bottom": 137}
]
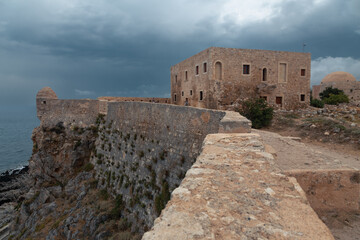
[{"left": 143, "top": 133, "right": 334, "bottom": 240}]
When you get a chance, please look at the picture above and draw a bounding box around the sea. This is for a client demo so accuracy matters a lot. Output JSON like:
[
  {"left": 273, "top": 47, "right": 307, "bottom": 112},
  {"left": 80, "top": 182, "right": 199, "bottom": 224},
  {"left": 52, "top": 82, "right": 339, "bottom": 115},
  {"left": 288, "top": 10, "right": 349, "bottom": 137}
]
[{"left": 0, "top": 106, "right": 39, "bottom": 173}]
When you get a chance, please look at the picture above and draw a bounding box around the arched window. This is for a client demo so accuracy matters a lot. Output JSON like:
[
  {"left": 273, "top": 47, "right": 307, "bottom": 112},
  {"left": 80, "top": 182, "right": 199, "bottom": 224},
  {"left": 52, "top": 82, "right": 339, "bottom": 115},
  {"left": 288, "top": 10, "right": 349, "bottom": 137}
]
[
  {"left": 215, "top": 62, "right": 222, "bottom": 80},
  {"left": 262, "top": 68, "right": 267, "bottom": 81}
]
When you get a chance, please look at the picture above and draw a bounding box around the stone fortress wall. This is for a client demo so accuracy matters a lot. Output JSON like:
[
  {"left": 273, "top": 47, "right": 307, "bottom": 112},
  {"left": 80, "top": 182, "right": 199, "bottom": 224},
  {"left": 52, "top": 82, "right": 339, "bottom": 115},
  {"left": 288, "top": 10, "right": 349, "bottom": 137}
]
[
  {"left": 36, "top": 87, "right": 252, "bottom": 232},
  {"left": 98, "top": 96, "right": 170, "bottom": 104},
  {"left": 171, "top": 47, "right": 311, "bottom": 110},
  {"left": 92, "top": 102, "right": 251, "bottom": 231},
  {"left": 36, "top": 87, "right": 358, "bottom": 239}
]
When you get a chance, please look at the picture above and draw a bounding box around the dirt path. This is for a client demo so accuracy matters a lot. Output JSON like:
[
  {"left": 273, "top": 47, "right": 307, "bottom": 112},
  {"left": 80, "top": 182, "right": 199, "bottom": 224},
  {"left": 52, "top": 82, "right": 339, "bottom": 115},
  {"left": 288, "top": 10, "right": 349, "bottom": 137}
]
[
  {"left": 253, "top": 129, "right": 360, "bottom": 240},
  {"left": 253, "top": 129, "right": 360, "bottom": 171}
]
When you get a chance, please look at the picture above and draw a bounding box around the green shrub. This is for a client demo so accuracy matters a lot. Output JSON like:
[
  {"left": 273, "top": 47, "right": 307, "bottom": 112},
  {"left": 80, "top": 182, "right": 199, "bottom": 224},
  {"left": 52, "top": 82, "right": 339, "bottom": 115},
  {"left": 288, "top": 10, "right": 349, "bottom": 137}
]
[
  {"left": 154, "top": 181, "right": 171, "bottom": 216},
  {"left": 310, "top": 99, "right": 324, "bottom": 108},
  {"left": 323, "top": 93, "right": 349, "bottom": 105},
  {"left": 110, "top": 195, "right": 125, "bottom": 219},
  {"left": 238, "top": 98, "right": 274, "bottom": 129},
  {"left": 320, "top": 87, "right": 343, "bottom": 100}
]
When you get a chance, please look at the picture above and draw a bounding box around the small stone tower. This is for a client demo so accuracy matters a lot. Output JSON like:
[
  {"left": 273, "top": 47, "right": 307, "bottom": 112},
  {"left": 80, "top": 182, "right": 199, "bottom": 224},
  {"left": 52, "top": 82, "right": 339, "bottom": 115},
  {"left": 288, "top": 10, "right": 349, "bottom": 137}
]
[{"left": 36, "top": 87, "right": 58, "bottom": 120}]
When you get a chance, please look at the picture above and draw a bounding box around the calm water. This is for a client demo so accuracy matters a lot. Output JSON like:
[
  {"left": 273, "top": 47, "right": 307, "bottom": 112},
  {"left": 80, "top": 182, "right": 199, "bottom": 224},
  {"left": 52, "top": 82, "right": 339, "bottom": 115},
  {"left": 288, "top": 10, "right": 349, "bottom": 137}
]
[{"left": 0, "top": 106, "right": 39, "bottom": 173}]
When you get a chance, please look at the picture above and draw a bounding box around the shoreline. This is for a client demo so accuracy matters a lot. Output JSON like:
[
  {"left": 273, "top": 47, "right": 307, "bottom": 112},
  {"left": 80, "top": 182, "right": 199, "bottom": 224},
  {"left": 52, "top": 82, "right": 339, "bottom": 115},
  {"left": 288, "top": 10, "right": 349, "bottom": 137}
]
[{"left": 0, "top": 165, "right": 29, "bottom": 179}]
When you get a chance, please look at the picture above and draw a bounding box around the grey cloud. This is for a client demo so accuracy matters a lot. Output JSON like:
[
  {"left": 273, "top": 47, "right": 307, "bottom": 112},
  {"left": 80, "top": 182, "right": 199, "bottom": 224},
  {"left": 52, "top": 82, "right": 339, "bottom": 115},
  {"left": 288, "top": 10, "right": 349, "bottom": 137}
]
[
  {"left": 0, "top": 0, "right": 359, "bottom": 107},
  {"left": 311, "top": 57, "right": 360, "bottom": 85}
]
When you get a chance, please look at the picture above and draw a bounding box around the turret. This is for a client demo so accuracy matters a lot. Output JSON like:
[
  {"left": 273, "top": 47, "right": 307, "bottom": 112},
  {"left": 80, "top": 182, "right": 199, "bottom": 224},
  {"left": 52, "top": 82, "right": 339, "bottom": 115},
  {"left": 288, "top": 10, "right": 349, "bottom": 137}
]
[{"left": 36, "top": 87, "right": 58, "bottom": 120}]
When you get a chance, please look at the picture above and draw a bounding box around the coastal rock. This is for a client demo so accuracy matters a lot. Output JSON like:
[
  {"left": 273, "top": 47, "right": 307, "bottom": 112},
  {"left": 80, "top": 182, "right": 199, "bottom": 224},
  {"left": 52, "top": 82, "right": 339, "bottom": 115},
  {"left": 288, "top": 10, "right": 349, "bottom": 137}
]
[{"left": 0, "top": 166, "right": 31, "bottom": 206}]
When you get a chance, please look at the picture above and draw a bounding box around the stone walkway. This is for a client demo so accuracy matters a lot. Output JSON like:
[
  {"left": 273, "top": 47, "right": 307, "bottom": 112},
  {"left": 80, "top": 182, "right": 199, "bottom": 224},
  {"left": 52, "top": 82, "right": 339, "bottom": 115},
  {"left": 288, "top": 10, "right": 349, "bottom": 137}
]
[
  {"left": 143, "top": 133, "right": 334, "bottom": 240},
  {"left": 253, "top": 129, "right": 360, "bottom": 171}
]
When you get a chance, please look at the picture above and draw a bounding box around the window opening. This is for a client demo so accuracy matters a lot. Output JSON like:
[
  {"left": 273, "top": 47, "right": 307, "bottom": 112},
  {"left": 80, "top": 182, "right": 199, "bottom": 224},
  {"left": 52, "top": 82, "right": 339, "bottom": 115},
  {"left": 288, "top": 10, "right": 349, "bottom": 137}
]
[
  {"left": 243, "top": 64, "right": 250, "bottom": 75},
  {"left": 203, "top": 63, "right": 207, "bottom": 73},
  {"left": 200, "top": 91, "right": 203, "bottom": 101},
  {"left": 181, "top": 91, "right": 184, "bottom": 96},
  {"left": 262, "top": 68, "right": 267, "bottom": 81},
  {"left": 196, "top": 66, "right": 199, "bottom": 75},
  {"left": 174, "top": 94, "right": 177, "bottom": 102},
  {"left": 301, "top": 69, "right": 306, "bottom": 76},
  {"left": 190, "top": 90, "right": 193, "bottom": 96},
  {"left": 276, "top": 96, "right": 283, "bottom": 107},
  {"left": 215, "top": 62, "right": 222, "bottom": 80},
  {"left": 185, "top": 71, "right": 188, "bottom": 81},
  {"left": 300, "top": 94, "right": 305, "bottom": 102}
]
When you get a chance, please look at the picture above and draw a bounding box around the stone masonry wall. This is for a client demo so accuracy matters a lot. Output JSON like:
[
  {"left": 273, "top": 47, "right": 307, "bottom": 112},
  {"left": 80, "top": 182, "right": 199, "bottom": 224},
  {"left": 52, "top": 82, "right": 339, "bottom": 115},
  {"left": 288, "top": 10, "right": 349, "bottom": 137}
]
[
  {"left": 211, "top": 48, "right": 311, "bottom": 110},
  {"left": 143, "top": 133, "right": 334, "bottom": 240},
  {"left": 37, "top": 99, "right": 100, "bottom": 127},
  {"left": 98, "top": 97, "right": 171, "bottom": 104},
  {"left": 170, "top": 48, "right": 211, "bottom": 108},
  {"left": 171, "top": 47, "right": 311, "bottom": 110},
  {"left": 34, "top": 88, "right": 253, "bottom": 234},
  {"left": 91, "top": 102, "right": 251, "bottom": 232}
]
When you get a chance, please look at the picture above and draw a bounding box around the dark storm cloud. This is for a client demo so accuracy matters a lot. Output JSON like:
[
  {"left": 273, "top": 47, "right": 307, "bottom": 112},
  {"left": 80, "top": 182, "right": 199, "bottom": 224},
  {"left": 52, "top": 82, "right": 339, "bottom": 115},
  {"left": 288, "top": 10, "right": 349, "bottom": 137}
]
[{"left": 0, "top": 0, "right": 359, "bottom": 106}]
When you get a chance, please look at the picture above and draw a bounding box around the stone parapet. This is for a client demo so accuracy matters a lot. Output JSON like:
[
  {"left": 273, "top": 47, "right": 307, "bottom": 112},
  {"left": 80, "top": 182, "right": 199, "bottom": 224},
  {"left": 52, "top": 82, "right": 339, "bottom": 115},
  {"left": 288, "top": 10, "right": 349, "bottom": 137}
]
[
  {"left": 143, "top": 133, "right": 334, "bottom": 240},
  {"left": 218, "top": 111, "right": 252, "bottom": 133}
]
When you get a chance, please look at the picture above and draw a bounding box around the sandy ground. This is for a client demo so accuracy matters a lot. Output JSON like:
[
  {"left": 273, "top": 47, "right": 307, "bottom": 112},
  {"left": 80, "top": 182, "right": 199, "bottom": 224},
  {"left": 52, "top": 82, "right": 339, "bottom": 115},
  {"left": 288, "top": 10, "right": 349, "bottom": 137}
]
[
  {"left": 253, "top": 129, "right": 360, "bottom": 240},
  {"left": 253, "top": 129, "right": 360, "bottom": 171}
]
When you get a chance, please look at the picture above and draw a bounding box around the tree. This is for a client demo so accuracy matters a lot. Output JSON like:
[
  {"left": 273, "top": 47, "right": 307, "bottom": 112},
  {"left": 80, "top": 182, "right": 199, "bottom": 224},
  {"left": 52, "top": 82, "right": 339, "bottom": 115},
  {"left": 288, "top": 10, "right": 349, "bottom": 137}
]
[
  {"left": 319, "top": 87, "right": 349, "bottom": 105},
  {"left": 319, "top": 87, "right": 343, "bottom": 100}
]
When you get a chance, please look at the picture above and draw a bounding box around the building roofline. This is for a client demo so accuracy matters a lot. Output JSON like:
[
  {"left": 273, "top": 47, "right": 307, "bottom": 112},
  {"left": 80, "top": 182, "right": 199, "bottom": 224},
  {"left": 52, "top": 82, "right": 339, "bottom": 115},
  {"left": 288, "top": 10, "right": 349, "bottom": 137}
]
[
  {"left": 171, "top": 47, "right": 311, "bottom": 67},
  {"left": 209, "top": 46, "right": 311, "bottom": 55}
]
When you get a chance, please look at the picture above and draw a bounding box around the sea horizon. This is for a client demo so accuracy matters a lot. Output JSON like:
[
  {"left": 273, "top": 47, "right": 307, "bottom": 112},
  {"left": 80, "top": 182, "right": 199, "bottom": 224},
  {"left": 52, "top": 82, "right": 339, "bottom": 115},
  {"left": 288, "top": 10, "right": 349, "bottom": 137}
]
[{"left": 0, "top": 105, "right": 39, "bottom": 174}]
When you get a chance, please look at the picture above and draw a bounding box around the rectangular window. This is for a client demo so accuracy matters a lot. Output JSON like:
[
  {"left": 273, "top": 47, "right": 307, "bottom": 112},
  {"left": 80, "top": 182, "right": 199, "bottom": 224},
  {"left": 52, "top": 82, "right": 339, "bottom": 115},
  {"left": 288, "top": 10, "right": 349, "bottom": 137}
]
[
  {"left": 243, "top": 64, "right": 250, "bottom": 75},
  {"left": 196, "top": 66, "right": 199, "bottom": 75},
  {"left": 181, "top": 91, "right": 184, "bottom": 96},
  {"left": 190, "top": 90, "right": 193, "bottom": 96},
  {"left": 278, "top": 63, "right": 287, "bottom": 83},
  {"left": 175, "top": 74, "right": 177, "bottom": 82},
  {"left": 301, "top": 69, "right": 306, "bottom": 76},
  {"left": 300, "top": 94, "right": 305, "bottom": 102},
  {"left": 185, "top": 71, "right": 188, "bottom": 80},
  {"left": 203, "top": 63, "right": 207, "bottom": 73},
  {"left": 276, "top": 96, "right": 283, "bottom": 107},
  {"left": 174, "top": 94, "right": 177, "bottom": 102},
  {"left": 200, "top": 91, "right": 203, "bottom": 101}
]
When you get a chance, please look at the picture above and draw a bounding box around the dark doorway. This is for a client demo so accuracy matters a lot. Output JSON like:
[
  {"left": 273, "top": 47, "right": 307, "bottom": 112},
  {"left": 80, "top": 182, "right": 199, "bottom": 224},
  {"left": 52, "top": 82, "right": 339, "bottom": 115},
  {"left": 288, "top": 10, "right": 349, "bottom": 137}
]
[{"left": 276, "top": 97, "right": 282, "bottom": 107}]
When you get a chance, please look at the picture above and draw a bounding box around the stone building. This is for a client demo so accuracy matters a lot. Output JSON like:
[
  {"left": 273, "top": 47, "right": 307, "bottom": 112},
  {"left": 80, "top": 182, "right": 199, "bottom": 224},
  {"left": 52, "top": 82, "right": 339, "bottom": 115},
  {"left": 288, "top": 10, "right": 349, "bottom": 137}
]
[
  {"left": 312, "top": 71, "right": 360, "bottom": 103},
  {"left": 170, "top": 47, "right": 311, "bottom": 110}
]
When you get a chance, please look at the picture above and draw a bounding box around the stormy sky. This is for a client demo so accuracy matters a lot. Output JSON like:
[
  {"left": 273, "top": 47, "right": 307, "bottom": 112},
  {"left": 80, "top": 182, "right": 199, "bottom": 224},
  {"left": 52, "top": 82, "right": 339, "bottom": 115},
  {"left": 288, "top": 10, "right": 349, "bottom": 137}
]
[{"left": 0, "top": 0, "right": 359, "bottom": 106}]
